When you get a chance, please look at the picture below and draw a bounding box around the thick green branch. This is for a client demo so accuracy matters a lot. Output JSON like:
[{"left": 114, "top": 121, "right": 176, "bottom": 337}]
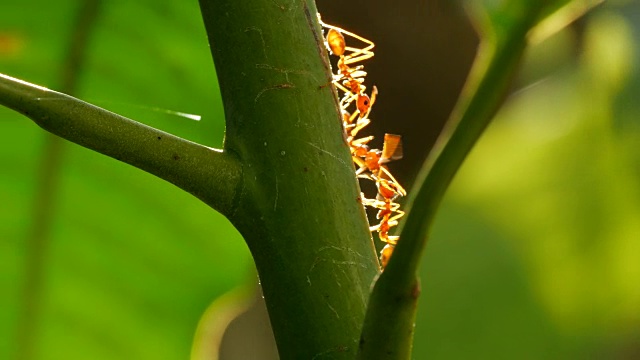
[
  {"left": 0, "top": 73, "right": 242, "bottom": 216},
  {"left": 199, "top": 0, "right": 379, "bottom": 358}
]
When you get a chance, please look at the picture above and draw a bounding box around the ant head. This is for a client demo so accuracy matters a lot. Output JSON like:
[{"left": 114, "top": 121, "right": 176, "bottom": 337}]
[
  {"left": 352, "top": 144, "right": 370, "bottom": 157},
  {"left": 326, "top": 29, "right": 346, "bottom": 56},
  {"left": 357, "top": 86, "right": 378, "bottom": 118},
  {"left": 356, "top": 94, "right": 371, "bottom": 115}
]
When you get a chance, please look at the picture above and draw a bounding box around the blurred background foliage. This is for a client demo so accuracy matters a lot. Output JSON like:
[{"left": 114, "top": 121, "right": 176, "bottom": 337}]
[
  {"left": 1, "top": 0, "right": 639, "bottom": 360},
  {"left": 416, "top": 4, "right": 640, "bottom": 360},
  {"left": 0, "top": 1, "right": 252, "bottom": 359}
]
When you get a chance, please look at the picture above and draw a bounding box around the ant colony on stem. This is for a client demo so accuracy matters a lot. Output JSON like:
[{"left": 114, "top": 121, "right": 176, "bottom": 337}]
[{"left": 318, "top": 15, "right": 406, "bottom": 269}]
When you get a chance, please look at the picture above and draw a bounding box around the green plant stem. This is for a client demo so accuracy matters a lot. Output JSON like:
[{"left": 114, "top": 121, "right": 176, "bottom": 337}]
[
  {"left": 357, "top": 19, "right": 535, "bottom": 360},
  {"left": 198, "top": 0, "right": 379, "bottom": 358},
  {"left": 0, "top": 73, "right": 242, "bottom": 216}
]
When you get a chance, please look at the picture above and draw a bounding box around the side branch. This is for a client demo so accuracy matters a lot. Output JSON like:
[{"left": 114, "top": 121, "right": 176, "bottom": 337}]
[
  {"left": 359, "top": 2, "right": 604, "bottom": 357},
  {"left": 0, "top": 73, "right": 242, "bottom": 216},
  {"left": 357, "top": 21, "right": 534, "bottom": 360}
]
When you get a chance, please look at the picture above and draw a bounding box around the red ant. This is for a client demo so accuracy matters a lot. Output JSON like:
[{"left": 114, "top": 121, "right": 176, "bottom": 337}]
[
  {"left": 319, "top": 17, "right": 376, "bottom": 117},
  {"left": 362, "top": 179, "right": 405, "bottom": 268},
  {"left": 356, "top": 134, "right": 406, "bottom": 267}
]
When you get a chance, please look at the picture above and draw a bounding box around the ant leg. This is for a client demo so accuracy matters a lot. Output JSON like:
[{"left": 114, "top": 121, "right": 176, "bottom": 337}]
[
  {"left": 350, "top": 135, "right": 374, "bottom": 147},
  {"left": 352, "top": 156, "right": 370, "bottom": 175},
  {"left": 342, "top": 48, "right": 374, "bottom": 66},
  {"left": 387, "top": 210, "right": 405, "bottom": 225},
  {"left": 333, "top": 82, "right": 361, "bottom": 113},
  {"left": 319, "top": 21, "right": 375, "bottom": 66},
  {"left": 385, "top": 236, "right": 399, "bottom": 243},
  {"left": 340, "top": 93, "right": 360, "bottom": 112},
  {"left": 333, "top": 81, "right": 358, "bottom": 101},
  {"left": 361, "top": 196, "right": 384, "bottom": 209},
  {"left": 350, "top": 118, "right": 371, "bottom": 138},
  {"left": 378, "top": 167, "right": 406, "bottom": 196},
  {"left": 319, "top": 21, "right": 375, "bottom": 53}
]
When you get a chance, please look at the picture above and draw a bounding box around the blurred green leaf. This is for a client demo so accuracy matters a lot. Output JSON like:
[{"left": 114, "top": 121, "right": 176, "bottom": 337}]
[
  {"left": 467, "top": 0, "right": 602, "bottom": 42},
  {"left": 0, "top": 1, "right": 251, "bottom": 359}
]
